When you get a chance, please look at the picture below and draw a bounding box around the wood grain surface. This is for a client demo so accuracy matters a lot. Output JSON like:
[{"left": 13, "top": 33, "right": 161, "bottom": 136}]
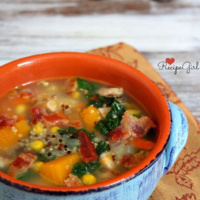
[{"left": 0, "top": 0, "right": 199, "bottom": 120}]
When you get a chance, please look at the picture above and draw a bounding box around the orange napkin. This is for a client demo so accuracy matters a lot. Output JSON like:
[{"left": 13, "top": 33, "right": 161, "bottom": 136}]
[{"left": 88, "top": 43, "right": 200, "bottom": 200}]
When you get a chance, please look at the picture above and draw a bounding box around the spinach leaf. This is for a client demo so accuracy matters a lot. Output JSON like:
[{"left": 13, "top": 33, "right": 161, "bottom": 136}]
[
  {"left": 72, "top": 162, "right": 100, "bottom": 178},
  {"left": 95, "top": 100, "right": 126, "bottom": 135},
  {"left": 77, "top": 78, "right": 99, "bottom": 94},
  {"left": 87, "top": 94, "right": 115, "bottom": 108},
  {"left": 96, "top": 141, "right": 110, "bottom": 156}
]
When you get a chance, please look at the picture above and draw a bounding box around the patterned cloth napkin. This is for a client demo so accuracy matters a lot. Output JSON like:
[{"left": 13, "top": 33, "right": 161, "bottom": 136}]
[{"left": 88, "top": 42, "right": 200, "bottom": 200}]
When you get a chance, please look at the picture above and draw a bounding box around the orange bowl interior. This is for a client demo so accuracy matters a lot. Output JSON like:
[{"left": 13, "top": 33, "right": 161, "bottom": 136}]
[{"left": 0, "top": 52, "right": 171, "bottom": 193}]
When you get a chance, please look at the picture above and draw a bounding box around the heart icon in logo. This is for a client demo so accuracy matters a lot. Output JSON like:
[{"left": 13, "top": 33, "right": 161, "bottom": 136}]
[{"left": 165, "top": 58, "right": 175, "bottom": 65}]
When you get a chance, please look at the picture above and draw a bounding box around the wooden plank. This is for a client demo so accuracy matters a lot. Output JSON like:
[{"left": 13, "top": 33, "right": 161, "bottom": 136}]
[{"left": 0, "top": 0, "right": 199, "bottom": 120}]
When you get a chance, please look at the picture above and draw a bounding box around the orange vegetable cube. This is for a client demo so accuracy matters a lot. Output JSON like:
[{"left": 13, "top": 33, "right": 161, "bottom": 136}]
[
  {"left": 80, "top": 105, "right": 101, "bottom": 131},
  {"left": 0, "top": 120, "right": 30, "bottom": 151},
  {"left": 39, "top": 153, "right": 81, "bottom": 186},
  {"left": 133, "top": 138, "right": 155, "bottom": 151}
]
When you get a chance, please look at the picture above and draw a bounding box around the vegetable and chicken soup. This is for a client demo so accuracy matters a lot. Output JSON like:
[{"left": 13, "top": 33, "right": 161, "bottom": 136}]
[{"left": 0, "top": 77, "right": 156, "bottom": 187}]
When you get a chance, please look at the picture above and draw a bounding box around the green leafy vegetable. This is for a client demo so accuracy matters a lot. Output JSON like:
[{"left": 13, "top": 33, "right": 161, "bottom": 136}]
[
  {"left": 36, "top": 153, "right": 56, "bottom": 162},
  {"left": 77, "top": 78, "right": 99, "bottom": 94},
  {"left": 94, "top": 120, "right": 110, "bottom": 135},
  {"left": 58, "top": 127, "right": 77, "bottom": 136},
  {"left": 106, "top": 100, "right": 126, "bottom": 130},
  {"left": 72, "top": 162, "right": 100, "bottom": 178},
  {"left": 96, "top": 141, "right": 110, "bottom": 156},
  {"left": 58, "top": 127, "right": 94, "bottom": 140},
  {"left": 17, "top": 170, "right": 35, "bottom": 181},
  {"left": 95, "top": 100, "right": 126, "bottom": 135},
  {"left": 87, "top": 94, "right": 115, "bottom": 108}
]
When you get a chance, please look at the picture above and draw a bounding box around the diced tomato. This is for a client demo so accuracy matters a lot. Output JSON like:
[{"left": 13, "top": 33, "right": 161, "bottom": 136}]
[
  {"left": 31, "top": 107, "right": 43, "bottom": 124},
  {"left": 8, "top": 152, "right": 37, "bottom": 177},
  {"left": 78, "top": 131, "right": 98, "bottom": 162},
  {"left": 0, "top": 115, "right": 17, "bottom": 127},
  {"left": 108, "top": 126, "right": 127, "bottom": 142}
]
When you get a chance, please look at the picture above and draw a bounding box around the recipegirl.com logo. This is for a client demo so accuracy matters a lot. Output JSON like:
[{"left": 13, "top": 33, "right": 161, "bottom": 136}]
[{"left": 158, "top": 58, "right": 199, "bottom": 75}]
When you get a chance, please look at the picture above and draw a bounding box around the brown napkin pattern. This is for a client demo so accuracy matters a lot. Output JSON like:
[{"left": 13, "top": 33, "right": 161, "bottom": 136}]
[{"left": 88, "top": 42, "right": 200, "bottom": 200}]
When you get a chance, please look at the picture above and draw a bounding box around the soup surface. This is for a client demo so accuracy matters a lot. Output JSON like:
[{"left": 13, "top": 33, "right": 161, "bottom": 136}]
[{"left": 0, "top": 78, "right": 156, "bottom": 187}]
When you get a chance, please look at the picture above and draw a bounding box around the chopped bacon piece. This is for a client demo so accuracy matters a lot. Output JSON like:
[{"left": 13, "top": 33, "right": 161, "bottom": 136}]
[
  {"left": 7, "top": 152, "right": 37, "bottom": 177},
  {"left": 42, "top": 111, "right": 69, "bottom": 126},
  {"left": 108, "top": 126, "right": 127, "bottom": 142},
  {"left": 64, "top": 174, "right": 83, "bottom": 187},
  {"left": 31, "top": 107, "right": 43, "bottom": 124},
  {"left": 42, "top": 111, "right": 81, "bottom": 128},
  {"left": 0, "top": 115, "right": 17, "bottom": 127},
  {"left": 97, "top": 87, "right": 123, "bottom": 97},
  {"left": 65, "top": 78, "right": 78, "bottom": 95},
  {"left": 120, "top": 151, "right": 146, "bottom": 168},
  {"left": 78, "top": 131, "right": 98, "bottom": 163},
  {"left": 121, "top": 111, "right": 156, "bottom": 139}
]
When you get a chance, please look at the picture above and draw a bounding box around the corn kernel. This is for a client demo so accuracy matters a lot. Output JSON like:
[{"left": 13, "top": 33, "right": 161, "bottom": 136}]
[
  {"left": 33, "top": 122, "right": 44, "bottom": 134},
  {"left": 50, "top": 126, "right": 60, "bottom": 134},
  {"left": 31, "top": 161, "right": 44, "bottom": 172},
  {"left": 127, "top": 109, "right": 141, "bottom": 116},
  {"left": 15, "top": 104, "right": 27, "bottom": 115},
  {"left": 73, "top": 91, "right": 80, "bottom": 99},
  {"left": 81, "top": 174, "right": 97, "bottom": 185},
  {"left": 30, "top": 140, "right": 44, "bottom": 151}
]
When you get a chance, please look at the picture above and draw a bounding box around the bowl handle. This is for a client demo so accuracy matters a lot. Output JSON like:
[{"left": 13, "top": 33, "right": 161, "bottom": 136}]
[{"left": 162, "top": 102, "right": 188, "bottom": 175}]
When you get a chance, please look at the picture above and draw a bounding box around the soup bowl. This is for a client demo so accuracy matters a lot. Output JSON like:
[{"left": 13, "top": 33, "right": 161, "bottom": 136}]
[{"left": 0, "top": 53, "right": 188, "bottom": 200}]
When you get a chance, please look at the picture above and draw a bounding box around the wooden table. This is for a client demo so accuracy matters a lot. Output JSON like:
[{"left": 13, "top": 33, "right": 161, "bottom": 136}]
[{"left": 0, "top": 0, "right": 199, "bottom": 121}]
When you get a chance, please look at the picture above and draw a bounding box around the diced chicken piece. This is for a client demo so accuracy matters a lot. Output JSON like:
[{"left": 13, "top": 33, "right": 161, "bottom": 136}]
[
  {"left": 98, "top": 107, "right": 111, "bottom": 118},
  {"left": 65, "top": 78, "right": 78, "bottom": 95},
  {"left": 19, "top": 89, "right": 35, "bottom": 100},
  {"left": 64, "top": 174, "right": 83, "bottom": 187},
  {"left": 7, "top": 152, "right": 37, "bottom": 177},
  {"left": 97, "top": 87, "right": 123, "bottom": 97},
  {"left": 100, "top": 152, "right": 116, "bottom": 170},
  {"left": 98, "top": 169, "right": 119, "bottom": 182},
  {"left": 0, "top": 156, "right": 12, "bottom": 169},
  {"left": 46, "top": 98, "right": 58, "bottom": 112},
  {"left": 121, "top": 111, "right": 156, "bottom": 139},
  {"left": 120, "top": 151, "right": 146, "bottom": 168}
]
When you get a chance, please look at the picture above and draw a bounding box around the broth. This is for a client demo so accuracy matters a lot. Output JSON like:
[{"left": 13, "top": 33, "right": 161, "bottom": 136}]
[{"left": 0, "top": 77, "right": 156, "bottom": 187}]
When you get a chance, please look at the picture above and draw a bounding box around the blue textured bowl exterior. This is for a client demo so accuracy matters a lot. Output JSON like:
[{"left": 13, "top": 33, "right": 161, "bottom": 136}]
[{"left": 0, "top": 102, "right": 188, "bottom": 200}]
